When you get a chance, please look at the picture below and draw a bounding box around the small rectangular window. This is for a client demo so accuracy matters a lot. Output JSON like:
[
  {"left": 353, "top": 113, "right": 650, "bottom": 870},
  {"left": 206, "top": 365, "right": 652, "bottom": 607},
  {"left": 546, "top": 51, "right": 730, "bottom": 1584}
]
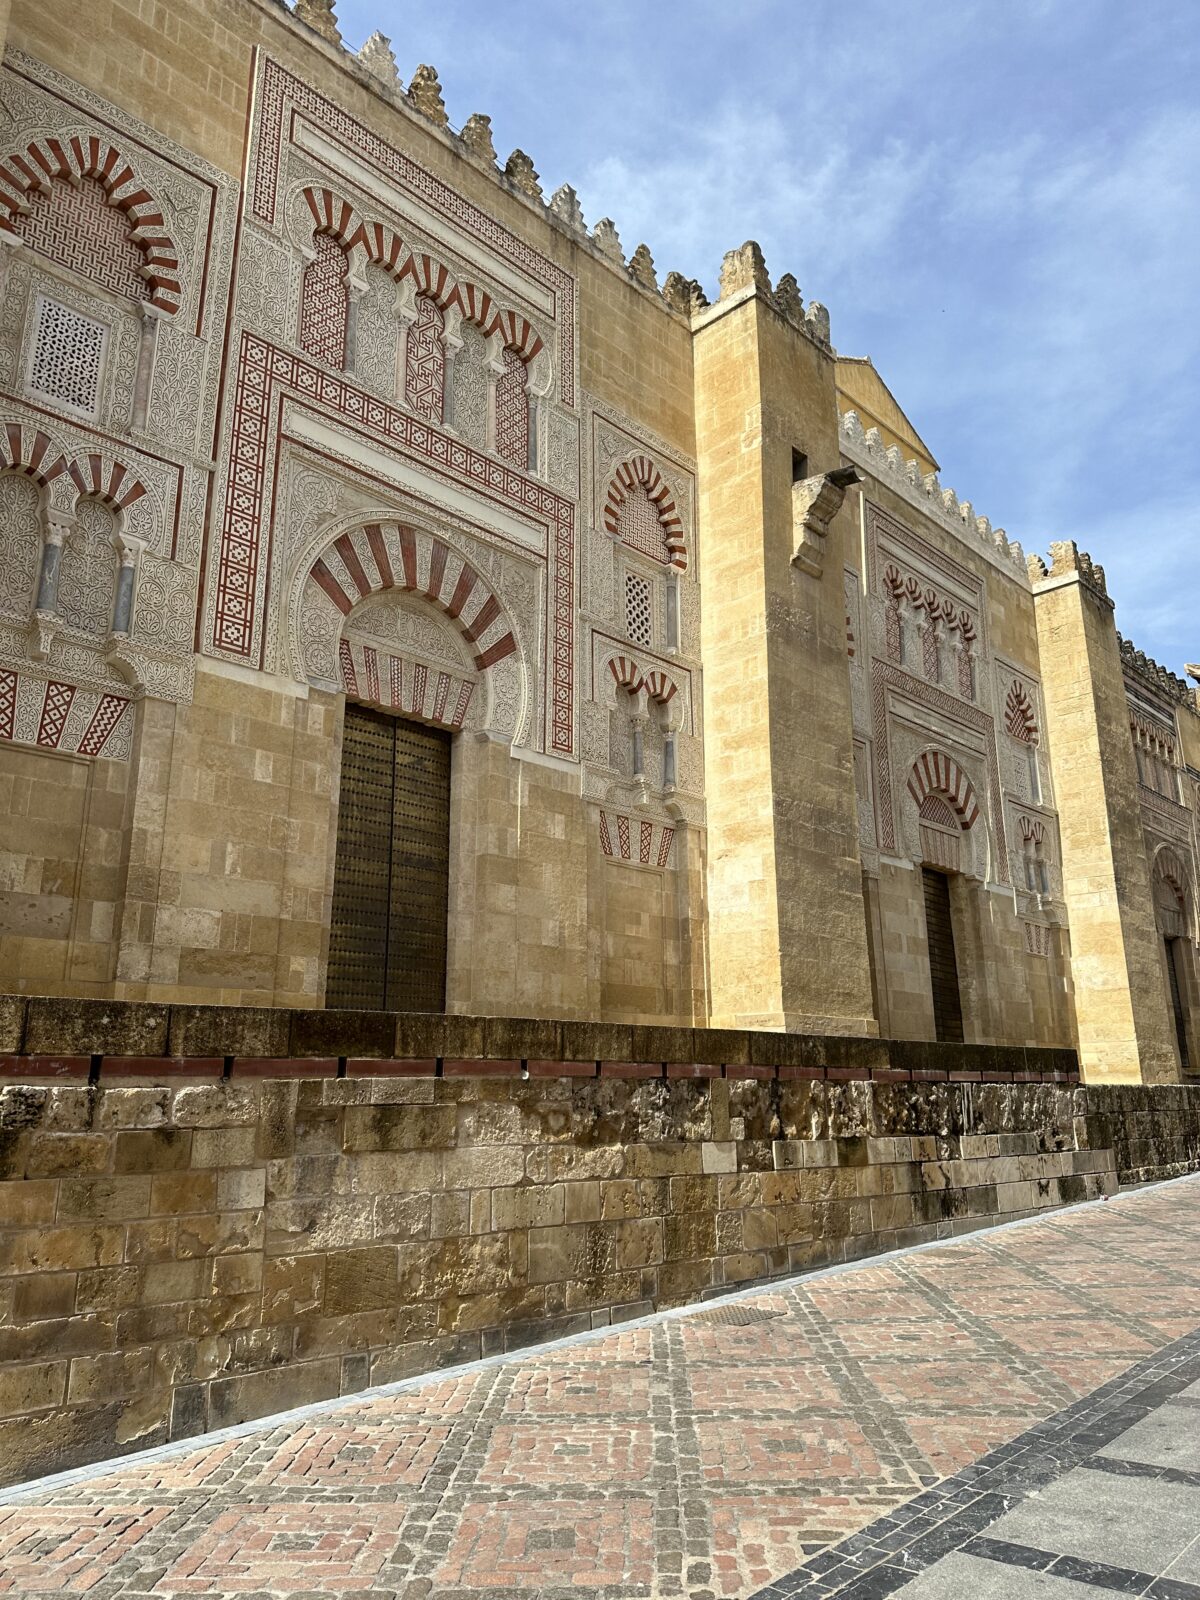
[
  {"left": 792, "top": 448, "right": 809, "bottom": 483},
  {"left": 27, "top": 295, "right": 106, "bottom": 418}
]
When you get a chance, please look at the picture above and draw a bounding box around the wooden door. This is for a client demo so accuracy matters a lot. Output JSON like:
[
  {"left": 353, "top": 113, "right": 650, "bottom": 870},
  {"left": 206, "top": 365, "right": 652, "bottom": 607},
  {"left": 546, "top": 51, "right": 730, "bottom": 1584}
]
[{"left": 327, "top": 705, "right": 450, "bottom": 1013}]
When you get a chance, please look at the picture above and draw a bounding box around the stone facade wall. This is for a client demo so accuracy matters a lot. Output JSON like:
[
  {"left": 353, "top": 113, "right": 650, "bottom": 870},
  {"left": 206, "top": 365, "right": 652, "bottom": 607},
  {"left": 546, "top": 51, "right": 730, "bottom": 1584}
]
[{"left": 0, "top": 0, "right": 1196, "bottom": 1077}]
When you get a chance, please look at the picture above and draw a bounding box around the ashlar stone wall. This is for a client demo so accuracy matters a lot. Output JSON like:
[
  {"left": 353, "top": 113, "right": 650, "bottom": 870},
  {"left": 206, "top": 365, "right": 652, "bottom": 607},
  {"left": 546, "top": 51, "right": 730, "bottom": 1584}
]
[{"left": 8, "top": 994, "right": 1195, "bottom": 1489}]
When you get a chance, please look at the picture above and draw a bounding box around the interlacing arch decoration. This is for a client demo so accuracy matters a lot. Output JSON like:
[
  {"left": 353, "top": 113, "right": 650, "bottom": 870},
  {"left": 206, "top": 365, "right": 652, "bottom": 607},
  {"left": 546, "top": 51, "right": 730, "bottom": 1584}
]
[
  {"left": 297, "top": 187, "right": 546, "bottom": 359},
  {"left": 604, "top": 456, "right": 687, "bottom": 570},
  {"left": 906, "top": 750, "right": 980, "bottom": 830},
  {"left": 1005, "top": 681, "right": 1039, "bottom": 743},
  {"left": 307, "top": 522, "right": 517, "bottom": 673},
  {"left": 0, "top": 136, "right": 182, "bottom": 313}
]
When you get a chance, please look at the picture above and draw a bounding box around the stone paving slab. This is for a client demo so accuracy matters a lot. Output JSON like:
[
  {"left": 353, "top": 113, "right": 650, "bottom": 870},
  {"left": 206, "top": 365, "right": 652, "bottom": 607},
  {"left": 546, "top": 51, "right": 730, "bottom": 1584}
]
[{"left": 2, "top": 1176, "right": 1199, "bottom": 1598}]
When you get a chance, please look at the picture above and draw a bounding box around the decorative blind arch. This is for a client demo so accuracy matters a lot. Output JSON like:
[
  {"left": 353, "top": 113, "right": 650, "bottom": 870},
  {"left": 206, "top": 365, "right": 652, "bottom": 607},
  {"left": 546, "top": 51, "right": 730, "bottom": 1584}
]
[
  {"left": 906, "top": 750, "right": 980, "bottom": 829},
  {"left": 603, "top": 456, "right": 687, "bottom": 570},
  {"left": 66, "top": 452, "right": 147, "bottom": 514},
  {"left": 0, "top": 137, "right": 182, "bottom": 313},
  {"left": 306, "top": 522, "right": 517, "bottom": 673},
  {"left": 1005, "top": 681, "right": 1039, "bottom": 743},
  {"left": 1154, "top": 846, "right": 1193, "bottom": 938}
]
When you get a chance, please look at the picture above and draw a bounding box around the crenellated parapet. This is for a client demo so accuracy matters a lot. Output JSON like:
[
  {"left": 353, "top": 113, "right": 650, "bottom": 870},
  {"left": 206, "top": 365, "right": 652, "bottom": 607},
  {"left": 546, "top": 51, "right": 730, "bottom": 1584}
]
[
  {"left": 840, "top": 410, "right": 1028, "bottom": 582},
  {"left": 1027, "top": 541, "right": 1111, "bottom": 607},
  {"left": 1118, "top": 634, "right": 1195, "bottom": 709}
]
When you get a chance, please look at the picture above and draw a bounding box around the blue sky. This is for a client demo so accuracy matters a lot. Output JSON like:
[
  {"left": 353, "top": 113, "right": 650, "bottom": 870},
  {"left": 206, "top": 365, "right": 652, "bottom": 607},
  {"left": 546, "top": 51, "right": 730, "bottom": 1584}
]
[{"left": 337, "top": 0, "right": 1199, "bottom": 675}]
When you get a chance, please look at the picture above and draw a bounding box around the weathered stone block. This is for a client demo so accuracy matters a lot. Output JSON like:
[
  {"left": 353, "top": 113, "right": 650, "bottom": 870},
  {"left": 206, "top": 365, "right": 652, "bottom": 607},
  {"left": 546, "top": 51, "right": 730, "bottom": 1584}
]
[
  {"left": 168, "top": 1005, "right": 289, "bottom": 1057},
  {"left": 207, "top": 1358, "right": 341, "bottom": 1430},
  {"left": 25, "top": 999, "right": 168, "bottom": 1057},
  {"left": 113, "top": 1129, "right": 192, "bottom": 1174}
]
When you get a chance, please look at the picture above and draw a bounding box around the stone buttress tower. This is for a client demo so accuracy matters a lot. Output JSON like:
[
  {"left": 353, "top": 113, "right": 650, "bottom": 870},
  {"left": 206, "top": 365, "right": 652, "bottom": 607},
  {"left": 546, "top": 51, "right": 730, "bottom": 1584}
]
[
  {"left": 1032, "top": 544, "right": 1181, "bottom": 1081},
  {"left": 693, "top": 245, "right": 876, "bottom": 1034}
]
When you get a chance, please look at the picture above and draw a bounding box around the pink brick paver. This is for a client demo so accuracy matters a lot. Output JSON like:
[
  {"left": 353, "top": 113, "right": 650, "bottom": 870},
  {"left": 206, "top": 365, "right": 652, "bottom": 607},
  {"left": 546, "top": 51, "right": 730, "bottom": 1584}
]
[{"left": 2, "top": 1176, "right": 1198, "bottom": 1599}]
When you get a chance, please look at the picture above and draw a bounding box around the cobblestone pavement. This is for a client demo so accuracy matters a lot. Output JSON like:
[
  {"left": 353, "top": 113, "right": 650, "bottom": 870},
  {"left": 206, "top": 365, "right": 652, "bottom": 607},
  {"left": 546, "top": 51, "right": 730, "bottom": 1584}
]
[{"left": 3, "top": 1177, "right": 1199, "bottom": 1600}]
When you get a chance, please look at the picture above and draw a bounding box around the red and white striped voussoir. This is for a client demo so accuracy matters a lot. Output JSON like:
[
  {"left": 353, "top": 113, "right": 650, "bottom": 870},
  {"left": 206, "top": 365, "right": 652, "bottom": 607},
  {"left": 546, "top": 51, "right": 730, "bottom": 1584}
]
[
  {"left": 66, "top": 453, "right": 147, "bottom": 511},
  {"left": 301, "top": 185, "right": 544, "bottom": 361},
  {"left": 309, "top": 522, "right": 516, "bottom": 673},
  {"left": 339, "top": 634, "right": 475, "bottom": 729},
  {"left": 603, "top": 455, "right": 687, "bottom": 570},
  {"left": 642, "top": 670, "right": 678, "bottom": 704},
  {"left": 607, "top": 655, "right": 643, "bottom": 692},
  {"left": 0, "top": 137, "right": 182, "bottom": 313},
  {"left": 0, "top": 422, "right": 70, "bottom": 486},
  {"left": 302, "top": 184, "right": 362, "bottom": 247},
  {"left": 906, "top": 750, "right": 979, "bottom": 829}
]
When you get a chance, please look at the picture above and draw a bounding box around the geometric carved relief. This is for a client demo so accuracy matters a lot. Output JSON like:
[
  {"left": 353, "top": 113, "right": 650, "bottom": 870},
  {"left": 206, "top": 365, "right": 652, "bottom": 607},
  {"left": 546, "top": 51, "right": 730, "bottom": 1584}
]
[
  {"left": 299, "top": 233, "right": 349, "bottom": 368},
  {"left": 27, "top": 297, "right": 106, "bottom": 417},
  {"left": 0, "top": 665, "right": 131, "bottom": 758},
  {"left": 404, "top": 294, "right": 444, "bottom": 421},
  {"left": 494, "top": 346, "right": 528, "bottom": 469},
  {"left": 604, "top": 456, "right": 687, "bottom": 570},
  {"left": 598, "top": 808, "right": 675, "bottom": 869}
]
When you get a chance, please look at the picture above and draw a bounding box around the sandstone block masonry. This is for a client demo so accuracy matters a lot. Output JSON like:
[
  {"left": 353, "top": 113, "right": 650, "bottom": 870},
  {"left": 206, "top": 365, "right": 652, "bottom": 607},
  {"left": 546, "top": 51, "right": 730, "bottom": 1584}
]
[{"left": 0, "top": 996, "right": 1198, "bottom": 1488}]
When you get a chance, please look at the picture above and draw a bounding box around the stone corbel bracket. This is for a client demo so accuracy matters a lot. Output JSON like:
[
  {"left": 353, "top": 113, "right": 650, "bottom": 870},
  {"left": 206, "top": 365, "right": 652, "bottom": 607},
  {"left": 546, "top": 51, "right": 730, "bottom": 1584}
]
[{"left": 792, "top": 466, "right": 861, "bottom": 577}]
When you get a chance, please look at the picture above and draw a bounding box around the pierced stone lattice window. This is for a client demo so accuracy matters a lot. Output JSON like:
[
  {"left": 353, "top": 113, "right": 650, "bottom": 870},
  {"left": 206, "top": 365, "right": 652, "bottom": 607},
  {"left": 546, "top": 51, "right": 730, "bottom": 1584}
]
[
  {"left": 27, "top": 296, "right": 106, "bottom": 417},
  {"left": 625, "top": 571, "right": 652, "bottom": 646},
  {"left": 19, "top": 177, "right": 147, "bottom": 304}
]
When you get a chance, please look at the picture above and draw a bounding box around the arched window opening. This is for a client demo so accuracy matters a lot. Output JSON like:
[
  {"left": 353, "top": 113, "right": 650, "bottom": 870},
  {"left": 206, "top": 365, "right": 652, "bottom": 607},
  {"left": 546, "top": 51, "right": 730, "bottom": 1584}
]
[
  {"left": 300, "top": 232, "right": 349, "bottom": 369},
  {"left": 18, "top": 177, "right": 147, "bottom": 304},
  {"left": 494, "top": 346, "right": 529, "bottom": 468}
]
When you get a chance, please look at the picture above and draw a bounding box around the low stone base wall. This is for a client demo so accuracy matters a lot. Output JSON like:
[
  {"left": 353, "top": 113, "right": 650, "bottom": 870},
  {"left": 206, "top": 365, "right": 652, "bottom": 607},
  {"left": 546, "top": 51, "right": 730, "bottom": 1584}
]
[
  {"left": 1088, "top": 1085, "right": 1200, "bottom": 1183},
  {"left": 0, "top": 1067, "right": 1126, "bottom": 1489}
]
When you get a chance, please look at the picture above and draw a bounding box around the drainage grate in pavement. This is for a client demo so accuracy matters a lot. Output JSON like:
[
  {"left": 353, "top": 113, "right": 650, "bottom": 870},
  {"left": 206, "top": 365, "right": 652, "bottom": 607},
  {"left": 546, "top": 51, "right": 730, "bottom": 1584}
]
[{"left": 689, "top": 1303, "right": 785, "bottom": 1326}]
